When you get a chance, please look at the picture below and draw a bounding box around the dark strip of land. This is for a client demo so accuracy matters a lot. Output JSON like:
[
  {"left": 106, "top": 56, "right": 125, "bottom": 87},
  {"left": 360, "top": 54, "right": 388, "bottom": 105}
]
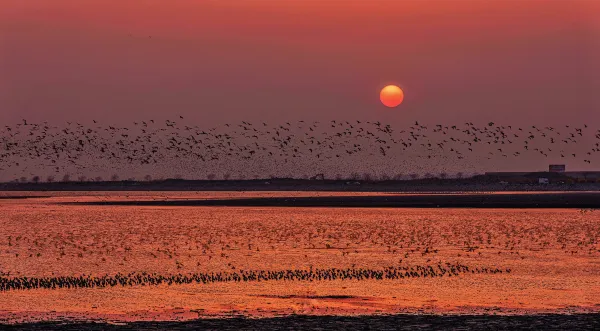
[
  {"left": 4, "top": 314, "right": 600, "bottom": 331},
  {"left": 68, "top": 192, "right": 600, "bottom": 208},
  {"left": 2, "top": 178, "right": 600, "bottom": 192}
]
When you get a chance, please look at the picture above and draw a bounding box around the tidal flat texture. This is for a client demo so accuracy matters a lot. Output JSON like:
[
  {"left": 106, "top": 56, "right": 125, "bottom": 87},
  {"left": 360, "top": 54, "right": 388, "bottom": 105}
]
[{"left": 1, "top": 192, "right": 599, "bottom": 327}]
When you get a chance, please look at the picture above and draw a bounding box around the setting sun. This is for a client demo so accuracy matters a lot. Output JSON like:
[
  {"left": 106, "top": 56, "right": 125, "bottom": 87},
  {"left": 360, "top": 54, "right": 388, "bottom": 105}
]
[{"left": 380, "top": 85, "right": 404, "bottom": 107}]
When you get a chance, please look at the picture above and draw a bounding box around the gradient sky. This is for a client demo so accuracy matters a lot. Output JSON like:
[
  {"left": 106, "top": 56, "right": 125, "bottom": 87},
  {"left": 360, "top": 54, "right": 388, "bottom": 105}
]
[{"left": 1, "top": 0, "right": 600, "bottom": 177}]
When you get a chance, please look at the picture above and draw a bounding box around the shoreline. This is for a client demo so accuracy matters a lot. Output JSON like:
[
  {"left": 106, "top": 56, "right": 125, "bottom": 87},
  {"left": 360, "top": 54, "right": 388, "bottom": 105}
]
[{"left": 64, "top": 192, "right": 600, "bottom": 208}]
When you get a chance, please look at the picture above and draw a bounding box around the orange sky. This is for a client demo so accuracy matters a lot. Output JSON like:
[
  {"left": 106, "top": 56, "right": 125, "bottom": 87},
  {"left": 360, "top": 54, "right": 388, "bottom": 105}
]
[
  {"left": 1, "top": 0, "right": 599, "bottom": 173},
  {"left": 2, "top": 0, "right": 598, "bottom": 121},
  {"left": 2, "top": 1, "right": 590, "bottom": 45}
]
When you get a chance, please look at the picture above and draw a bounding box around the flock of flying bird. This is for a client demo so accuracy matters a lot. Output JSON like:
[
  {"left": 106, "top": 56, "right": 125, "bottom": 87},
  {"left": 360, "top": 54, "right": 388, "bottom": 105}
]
[{"left": 1, "top": 117, "right": 599, "bottom": 179}]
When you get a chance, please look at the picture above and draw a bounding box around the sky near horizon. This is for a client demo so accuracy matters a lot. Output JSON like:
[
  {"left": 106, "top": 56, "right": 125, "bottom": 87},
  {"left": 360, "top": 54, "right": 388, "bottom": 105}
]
[{"left": 1, "top": 0, "right": 600, "bottom": 177}]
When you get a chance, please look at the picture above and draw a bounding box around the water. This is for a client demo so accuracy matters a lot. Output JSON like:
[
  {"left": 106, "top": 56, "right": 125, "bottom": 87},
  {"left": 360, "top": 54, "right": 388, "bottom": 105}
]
[{"left": 1, "top": 192, "right": 599, "bottom": 324}]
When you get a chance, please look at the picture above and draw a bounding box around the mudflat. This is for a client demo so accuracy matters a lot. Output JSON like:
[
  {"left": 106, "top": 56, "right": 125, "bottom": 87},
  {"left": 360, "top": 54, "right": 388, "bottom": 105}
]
[{"left": 1, "top": 192, "right": 599, "bottom": 326}]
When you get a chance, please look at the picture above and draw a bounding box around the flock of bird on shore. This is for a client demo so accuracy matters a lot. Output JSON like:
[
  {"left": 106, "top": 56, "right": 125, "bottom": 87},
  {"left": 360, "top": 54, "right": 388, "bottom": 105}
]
[
  {"left": 1, "top": 117, "right": 599, "bottom": 178},
  {"left": 2, "top": 207, "right": 597, "bottom": 292},
  {"left": 0, "top": 263, "right": 508, "bottom": 292}
]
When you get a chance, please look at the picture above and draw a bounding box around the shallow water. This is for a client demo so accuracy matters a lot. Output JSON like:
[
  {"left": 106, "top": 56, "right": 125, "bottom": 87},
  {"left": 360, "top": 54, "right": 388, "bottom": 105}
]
[{"left": 1, "top": 192, "right": 599, "bottom": 323}]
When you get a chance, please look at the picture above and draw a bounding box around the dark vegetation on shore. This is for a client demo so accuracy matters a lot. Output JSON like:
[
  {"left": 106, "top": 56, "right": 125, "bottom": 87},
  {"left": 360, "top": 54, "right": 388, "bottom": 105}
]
[
  {"left": 4, "top": 314, "right": 600, "bottom": 330},
  {"left": 2, "top": 175, "right": 600, "bottom": 192}
]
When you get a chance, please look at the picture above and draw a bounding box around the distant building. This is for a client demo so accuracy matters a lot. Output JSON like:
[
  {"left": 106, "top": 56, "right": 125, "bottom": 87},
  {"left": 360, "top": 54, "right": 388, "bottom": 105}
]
[
  {"left": 484, "top": 169, "right": 600, "bottom": 184},
  {"left": 549, "top": 164, "right": 566, "bottom": 172}
]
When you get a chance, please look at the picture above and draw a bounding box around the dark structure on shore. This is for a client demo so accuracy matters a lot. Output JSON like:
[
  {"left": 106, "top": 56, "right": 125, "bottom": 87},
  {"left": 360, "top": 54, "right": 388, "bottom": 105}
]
[{"left": 485, "top": 164, "right": 600, "bottom": 184}]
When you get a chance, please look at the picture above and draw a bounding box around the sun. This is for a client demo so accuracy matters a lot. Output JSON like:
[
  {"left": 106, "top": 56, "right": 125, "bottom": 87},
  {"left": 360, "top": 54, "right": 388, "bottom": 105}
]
[{"left": 380, "top": 85, "right": 404, "bottom": 108}]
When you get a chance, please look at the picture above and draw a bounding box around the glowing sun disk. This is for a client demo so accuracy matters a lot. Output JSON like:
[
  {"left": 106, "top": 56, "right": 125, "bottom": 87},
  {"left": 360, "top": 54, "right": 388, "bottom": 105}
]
[{"left": 380, "top": 85, "right": 404, "bottom": 107}]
